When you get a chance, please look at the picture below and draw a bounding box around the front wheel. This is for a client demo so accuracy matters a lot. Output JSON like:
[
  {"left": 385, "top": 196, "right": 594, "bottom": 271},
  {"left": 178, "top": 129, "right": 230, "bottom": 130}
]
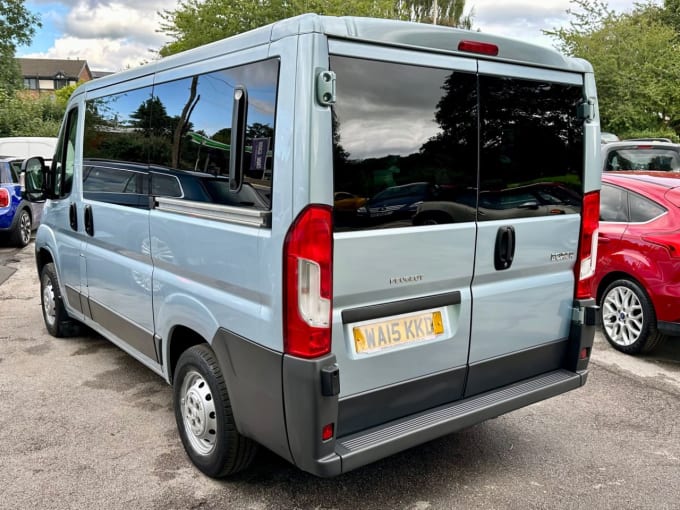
[
  {"left": 600, "top": 278, "right": 665, "bottom": 354},
  {"left": 40, "top": 263, "right": 82, "bottom": 337},
  {"left": 173, "top": 345, "right": 257, "bottom": 477}
]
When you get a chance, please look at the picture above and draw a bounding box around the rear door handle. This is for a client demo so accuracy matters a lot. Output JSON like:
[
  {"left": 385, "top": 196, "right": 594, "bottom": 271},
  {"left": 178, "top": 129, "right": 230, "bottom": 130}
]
[
  {"left": 84, "top": 205, "right": 94, "bottom": 237},
  {"left": 494, "top": 226, "right": 516, "bottom": 271}
]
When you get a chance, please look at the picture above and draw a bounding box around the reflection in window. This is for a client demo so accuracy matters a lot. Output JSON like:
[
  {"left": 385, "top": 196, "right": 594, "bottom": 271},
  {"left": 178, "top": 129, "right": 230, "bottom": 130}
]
[
  {"left": 479, "top": 76, "right": 583, "bottom": 221},
  {"left": 600, "top": 185, "right": 628, "bottom": 222},
  {"left": 151, "top": 59, "right": 278, "bottom": 210},
  {"left": 331, "top": 56, "right": 477, "bottom": 231},
  {"left": 629, "top": 192, "right": 666, "bottom": 222}
]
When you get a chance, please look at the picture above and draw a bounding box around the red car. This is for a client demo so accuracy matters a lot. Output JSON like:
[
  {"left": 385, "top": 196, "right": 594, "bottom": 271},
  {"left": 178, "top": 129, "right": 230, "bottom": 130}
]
[{"left": 593, "top": 172, "right": 680, "bottom": 354}]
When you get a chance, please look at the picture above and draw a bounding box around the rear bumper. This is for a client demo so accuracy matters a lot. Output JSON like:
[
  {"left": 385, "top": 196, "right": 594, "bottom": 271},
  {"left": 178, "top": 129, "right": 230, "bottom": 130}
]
[
  {"left": 335, "top": 369, "right": 585, "bottom": 474},
  {"left": 215, "top": 299, "right": 597, "bottom": 477}
]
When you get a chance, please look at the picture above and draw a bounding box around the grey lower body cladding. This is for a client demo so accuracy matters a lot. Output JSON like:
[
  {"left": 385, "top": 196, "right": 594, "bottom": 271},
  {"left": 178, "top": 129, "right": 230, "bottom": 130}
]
[{"left": 212, "top": 304, "right": 595, "bottom": 477}]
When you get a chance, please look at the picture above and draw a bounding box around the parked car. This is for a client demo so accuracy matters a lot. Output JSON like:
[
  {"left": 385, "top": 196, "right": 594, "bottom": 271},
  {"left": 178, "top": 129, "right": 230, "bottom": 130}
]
[
  {"left": 0, "top": 156, "right": 42, "bottom": 247},
  {"left": 602, "top": 140, "right": 680, "bottom": 172},
  {"left": 600, "top": 132, "right": 620, "bottom": 144},
  {"left": 0, "top": 137, "right": 57, "bottom": 164},
  {"left": 593, "top": 171, "right": 680, "bottom": 354},
  {"left": 413, "top": 182, "right": 581, "bottom": 224}
]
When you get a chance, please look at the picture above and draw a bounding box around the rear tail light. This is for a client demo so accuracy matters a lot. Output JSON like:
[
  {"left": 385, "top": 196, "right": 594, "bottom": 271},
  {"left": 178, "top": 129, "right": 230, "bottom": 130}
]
[
  {"left": 283, "top": 205, "right": 333, "bottom": 358},
  {"left": 458, "top": 40, "right": 499, "bottom": 56},
  {"left": 574, "top": 191, "right": 600, "bottom": 299},
  {"left": 0, "top": 188, "right": 9, "bottom": 208},
  {"left": 642, "top": 232, "right": 680, "bottom": 258}
]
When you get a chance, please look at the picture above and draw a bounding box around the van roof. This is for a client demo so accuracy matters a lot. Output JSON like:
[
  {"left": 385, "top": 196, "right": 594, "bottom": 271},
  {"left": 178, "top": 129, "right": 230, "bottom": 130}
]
[{"left": 78, "top": 14, "right": 591, "bottom": 97}]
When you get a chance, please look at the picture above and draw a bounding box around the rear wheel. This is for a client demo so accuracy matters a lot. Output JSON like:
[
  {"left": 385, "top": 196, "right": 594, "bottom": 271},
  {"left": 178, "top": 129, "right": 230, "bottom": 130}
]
[
  {"left": 11, "top": 209, "right": 31, "bottom": 247},
  {"left": 40, "top": 263, "right": 82, "bottom": 337},
  {"left": 600, "top": 278, "right": 665, "bottom": 354},
  {"left": 173, "top": 344, "right": 257, "bottom": 477}
]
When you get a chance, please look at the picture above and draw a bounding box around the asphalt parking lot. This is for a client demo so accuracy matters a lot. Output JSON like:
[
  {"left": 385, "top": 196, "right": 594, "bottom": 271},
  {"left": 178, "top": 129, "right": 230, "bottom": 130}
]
[{"left": 1, "top": 242, "right": 679, "bottom": 509}]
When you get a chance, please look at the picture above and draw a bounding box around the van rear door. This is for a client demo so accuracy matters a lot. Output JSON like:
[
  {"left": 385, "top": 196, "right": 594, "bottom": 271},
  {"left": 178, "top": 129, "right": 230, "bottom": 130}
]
[
  {"left": 329, "top": 48, "right": 478, "bottom": 435},
  {"left": 466, "top": 64, "right": 586, "bottom": 396}
]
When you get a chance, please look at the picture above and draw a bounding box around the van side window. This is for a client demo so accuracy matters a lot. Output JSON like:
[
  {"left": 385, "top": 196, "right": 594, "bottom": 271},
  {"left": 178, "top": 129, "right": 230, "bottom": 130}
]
[
  {"left": 478, "top": 76, "right": 584, "bottom": 220},
  {"left": 150, "top": 58, "right": 278, "bottom": 210},
  {"left": 330, "top": 56, "right": 477, "bottom": 231},
  {"left": 51, "top": 107, "right": 78, "bottom": 198},
  {"left": 82, "top": 87, "right": 153, "bottom": 206}
]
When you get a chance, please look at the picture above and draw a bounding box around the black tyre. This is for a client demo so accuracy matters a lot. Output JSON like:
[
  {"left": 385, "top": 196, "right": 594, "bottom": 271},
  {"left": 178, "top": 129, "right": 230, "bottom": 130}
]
[
  {"left": 600, "top": 278, "right": 665, "bottom": 354},
  {"left": 173, "top": 344, "right": 257, "bottom": 477},
  {"left": 40, "top": 262, "right": 82, "bottom": 337},
  {"left": 11, "top": 209, "right": 31, "bottom": 247}
]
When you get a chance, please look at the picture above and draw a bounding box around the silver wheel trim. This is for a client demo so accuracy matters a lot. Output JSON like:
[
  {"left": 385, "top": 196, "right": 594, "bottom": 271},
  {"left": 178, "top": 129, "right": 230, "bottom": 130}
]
[
  {"left": 180, "top": 369, "right": 218, "bottom": 456},
  {"left": 602, "top": 285, "right": 644, "bottom": 346},
  {"left": 42, "top": 276, "right": 57, "bottom": 328},
  {"left": 19, "top": 212, "right": 30, "bottom": 244}
]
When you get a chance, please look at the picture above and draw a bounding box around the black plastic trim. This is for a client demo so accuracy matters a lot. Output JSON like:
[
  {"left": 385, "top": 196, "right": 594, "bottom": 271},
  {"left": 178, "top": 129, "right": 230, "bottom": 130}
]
[
  {"left": 341, "top": 291, "right": 461, "bottom": 324},
  {"left": 282, "top": 354, "right": 341, "bottom": 477},
  {"left": 334, "top": 369, "right": 583, "bottom": 474},
  {"left": 658, "top": 321, "right": 680, "bottom": 337},
  {"left": 210, "top": 329, "right": 292, "bottom": 463},
  {"left": 568, "top": 298, "right": 597, "bottom": 373},
  {"left": 465, "top": 339, "right": 568, "bottom": 398},
  {"left": 88, "top": 298, "right": 158, "bottom": 362},
  {"left": 64, "top": 285, "right": 83, "bottom": 314},
  {"left": 338, "top": 366, "right": 467, "bottom": 437}
]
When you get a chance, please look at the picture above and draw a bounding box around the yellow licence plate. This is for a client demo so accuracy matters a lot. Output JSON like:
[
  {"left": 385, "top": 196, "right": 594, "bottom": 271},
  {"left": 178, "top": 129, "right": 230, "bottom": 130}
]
[{"left": 353, "top": 310, "right": 445, "bottom": 354}]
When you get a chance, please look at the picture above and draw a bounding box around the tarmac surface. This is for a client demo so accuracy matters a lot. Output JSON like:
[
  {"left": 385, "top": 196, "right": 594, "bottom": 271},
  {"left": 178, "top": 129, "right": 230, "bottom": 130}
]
[{"left": 0, "top": 242, "right": 679, "bottom": 509}]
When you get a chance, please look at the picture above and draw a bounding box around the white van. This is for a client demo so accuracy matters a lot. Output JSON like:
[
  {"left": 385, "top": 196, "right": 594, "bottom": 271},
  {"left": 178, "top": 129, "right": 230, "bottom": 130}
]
[
  {"left": 23, "top": 14, "right": 601, "bottom": 478},
  {"left": 0, "top": 137, "right": 57, "bottom": 161}
]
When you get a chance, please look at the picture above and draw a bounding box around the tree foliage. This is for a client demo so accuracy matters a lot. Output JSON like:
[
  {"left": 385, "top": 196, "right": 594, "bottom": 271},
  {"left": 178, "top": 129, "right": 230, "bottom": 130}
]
[
  {"left": 158, "top": 0, "right": 471, "bottom": 56},
  {"left": 546, "top": 0, "right": 680, "bottom": 139},
  {"left": 0, "top": 91, "right": 63, "bottom": 137},
  {"left": 0, "top": 0, "right": 41, "bottom": 93}
]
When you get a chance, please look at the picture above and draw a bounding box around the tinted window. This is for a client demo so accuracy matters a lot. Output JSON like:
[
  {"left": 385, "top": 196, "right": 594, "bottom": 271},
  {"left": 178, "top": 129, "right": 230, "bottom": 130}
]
[
  {"left": 600, "top": 184, "right": 628, "bottom": 222},
  {"left": 331, "top": 56, "right": 477, "bottom": 230},
  {"left": 151, "top": 172, "right": 182, "bottom": 198},
  {"left": 604, "top": 148, "right": 680, "bottom": 171},
  {"left": 629, "top": 192, "right": 666, "bottom": 222},
  {"left": 151, "top": 59, "right": 278, "bottom": 210},
  {"left": 83, "top": 87, "right": 152, "bottom": 204},
  {"left": 479, "top": 76, "right": 583, "bottom": 220}
]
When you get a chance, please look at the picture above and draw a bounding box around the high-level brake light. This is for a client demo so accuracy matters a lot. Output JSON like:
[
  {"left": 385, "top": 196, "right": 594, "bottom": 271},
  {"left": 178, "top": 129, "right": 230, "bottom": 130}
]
[{"left": 458, "top": 40, "right": 499, "bottom": 56}]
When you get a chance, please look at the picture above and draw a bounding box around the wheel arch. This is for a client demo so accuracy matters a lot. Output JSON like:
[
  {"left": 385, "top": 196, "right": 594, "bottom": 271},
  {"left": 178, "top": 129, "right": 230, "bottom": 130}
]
[
  {"left": 166, "top": 325, "right": 208, "bottom": 384},
  {"left": 596, "top": 271, "right": 653, "bottom": 306}
]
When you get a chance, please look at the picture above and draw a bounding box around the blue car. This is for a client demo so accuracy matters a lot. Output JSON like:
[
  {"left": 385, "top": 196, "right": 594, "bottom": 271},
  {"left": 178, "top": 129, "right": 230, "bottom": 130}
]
[{"left": 0, "top": 156, "right": 42, "bottom": 247}]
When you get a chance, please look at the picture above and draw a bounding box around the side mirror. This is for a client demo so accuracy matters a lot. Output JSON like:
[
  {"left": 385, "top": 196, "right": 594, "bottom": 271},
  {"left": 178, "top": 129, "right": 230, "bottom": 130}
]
[{"left": 20, "top": 156, "right": 47, "bottom": 202}]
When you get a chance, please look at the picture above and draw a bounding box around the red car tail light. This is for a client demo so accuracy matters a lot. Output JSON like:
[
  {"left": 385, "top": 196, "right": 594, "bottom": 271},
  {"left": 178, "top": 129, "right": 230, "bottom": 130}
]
[
  {"left": 642, "top": 232, "right": 680, "bottom": 258},
  {"left": 0, "top": 188, "right": 9, "bottom": 208},
  {"left": 574, "top": 191, "right": 600, "bottom": 299},
  {"left": 283, "top": 205, "right": 333, "bottom": 358}
]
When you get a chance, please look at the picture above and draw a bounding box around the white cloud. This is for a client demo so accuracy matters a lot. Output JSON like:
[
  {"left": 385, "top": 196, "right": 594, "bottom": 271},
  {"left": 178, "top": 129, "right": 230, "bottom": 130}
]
[{"left": 24, "top": 0, "right": 174, "bottom": 71}]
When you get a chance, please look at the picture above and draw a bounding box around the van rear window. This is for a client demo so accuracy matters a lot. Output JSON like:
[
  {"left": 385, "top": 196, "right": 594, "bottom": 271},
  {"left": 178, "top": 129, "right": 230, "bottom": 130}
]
[{"left": 330, "top": 56, "right": 584, "bottom": 231}]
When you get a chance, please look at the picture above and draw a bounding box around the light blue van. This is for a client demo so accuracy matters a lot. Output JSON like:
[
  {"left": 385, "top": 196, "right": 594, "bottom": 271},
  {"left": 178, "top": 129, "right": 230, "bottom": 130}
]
[{"left": 23, "top": 14, "right": 601, "bottom": 478}]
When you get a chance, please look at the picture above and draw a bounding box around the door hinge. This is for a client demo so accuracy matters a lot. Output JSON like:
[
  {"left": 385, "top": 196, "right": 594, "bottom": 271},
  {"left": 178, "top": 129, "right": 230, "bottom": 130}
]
[
  {"left": 577, "top": 98, "right": 596, "bottom": 122},
  {"left": 316, "top": 69, "right": 336, "bottom": 106}
]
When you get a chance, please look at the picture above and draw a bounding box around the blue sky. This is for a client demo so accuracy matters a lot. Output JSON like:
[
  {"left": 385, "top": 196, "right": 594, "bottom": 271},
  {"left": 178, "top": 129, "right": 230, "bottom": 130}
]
[{"left": 16, "top": 0, "right": 653, "bottom": 72}]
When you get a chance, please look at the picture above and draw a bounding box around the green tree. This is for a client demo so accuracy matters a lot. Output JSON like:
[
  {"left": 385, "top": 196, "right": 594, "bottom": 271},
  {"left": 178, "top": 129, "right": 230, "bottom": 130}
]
[
  {"left": 0, "top": 90, "right": 63, "bottom": 137},
  {"left": 0, "top": 0, "right": 41, "bottom": 93},
  {"left": 158, "top": 0, "right": 472, "bottom": 56},
  {"left": 400, "top": 0, "right": 472, "bottom": 28},
  {"left": 546, "top": 0, "right": 680, "bottom": 139}
]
